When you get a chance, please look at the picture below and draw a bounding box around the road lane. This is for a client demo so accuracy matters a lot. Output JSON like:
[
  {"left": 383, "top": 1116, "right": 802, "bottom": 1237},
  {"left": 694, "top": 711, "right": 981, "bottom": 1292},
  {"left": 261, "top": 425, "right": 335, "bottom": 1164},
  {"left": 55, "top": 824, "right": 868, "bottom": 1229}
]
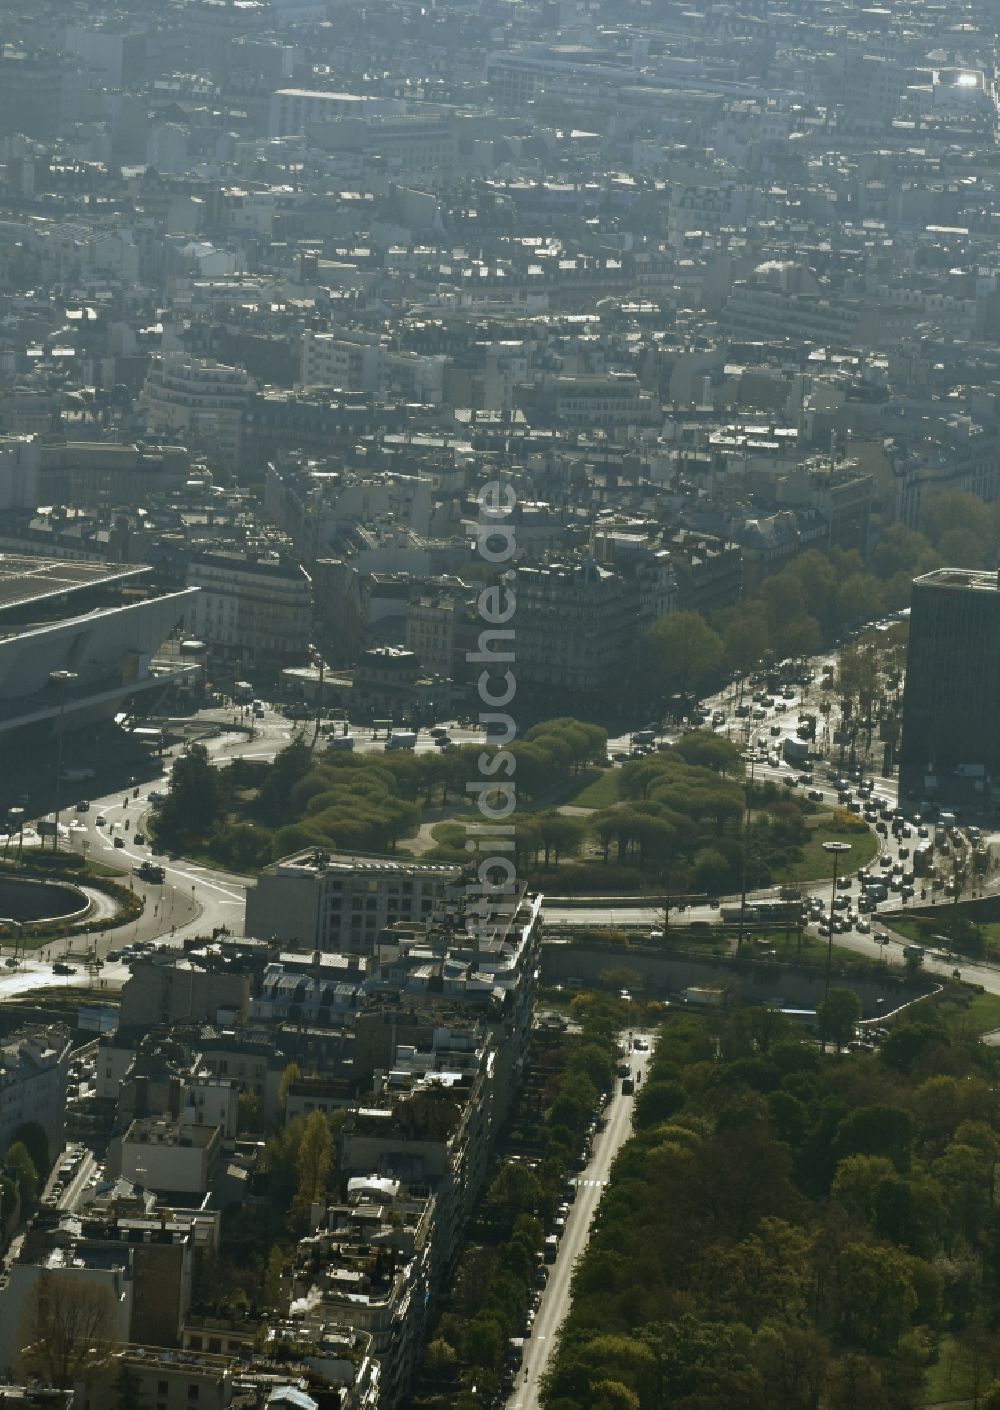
[{"left": 510, "top": 1033, "right": 648, "bottom": 1410}]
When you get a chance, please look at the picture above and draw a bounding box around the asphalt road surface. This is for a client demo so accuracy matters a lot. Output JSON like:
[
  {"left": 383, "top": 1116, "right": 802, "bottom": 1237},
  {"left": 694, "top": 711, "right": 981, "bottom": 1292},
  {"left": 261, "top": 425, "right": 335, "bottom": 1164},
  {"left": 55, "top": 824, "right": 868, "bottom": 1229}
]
[{"left": 509, "top": 1033, "right": 649, "bottom": 1410}]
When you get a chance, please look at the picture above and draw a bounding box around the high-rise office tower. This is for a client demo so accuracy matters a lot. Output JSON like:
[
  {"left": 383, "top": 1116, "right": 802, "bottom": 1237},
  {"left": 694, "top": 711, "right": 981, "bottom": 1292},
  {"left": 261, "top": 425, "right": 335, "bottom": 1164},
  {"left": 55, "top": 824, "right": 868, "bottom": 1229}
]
[{"left": 899, "top": 568, "right": 1000, "bottom": 807}]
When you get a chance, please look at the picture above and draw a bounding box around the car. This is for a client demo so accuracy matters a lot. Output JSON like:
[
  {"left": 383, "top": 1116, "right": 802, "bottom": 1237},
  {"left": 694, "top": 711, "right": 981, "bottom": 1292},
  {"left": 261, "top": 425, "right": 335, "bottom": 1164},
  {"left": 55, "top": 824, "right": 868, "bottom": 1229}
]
[
  {"left": 113, "top": 836, "right": 125, "bottom": 848},
  {"left": 75, "top": 799, "right": 89, "bottom": 812},
  {"left": 856, "top": 918, "right": 871, "bottom": 933},
  {"left": 95, "top": 814, "right": 107, "bottom": 826},
  {"left": 807, "top": 790, "right": 824, "bottom": 802},
  {"left": 52, "top": 963, "right": 76, "bottom": 975},
  {"left": 133, "top": 832, "right": 145, "bottom": 845},
  {"left": 107, "top": 950, "right": 121, "bottom": 962}
]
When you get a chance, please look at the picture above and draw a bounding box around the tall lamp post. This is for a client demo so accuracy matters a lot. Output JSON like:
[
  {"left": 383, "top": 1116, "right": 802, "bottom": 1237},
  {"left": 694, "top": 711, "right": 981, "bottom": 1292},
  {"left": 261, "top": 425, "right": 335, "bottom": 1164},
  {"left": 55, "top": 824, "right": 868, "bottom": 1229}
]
[
  {"left": 737, "top": 754, "right": 757, "bottom": 954},
  {"left": 7, "top": 808, "right": 24, "bottom": 862},
  {"left": 822, "top": 840, "right": 852, "bottom": 1036},
  {"left": 48, "top": 670, "right": 78, "bottom": 853},
  {"left": 0, "top": 919, "right": 22, "bottom": 966}
]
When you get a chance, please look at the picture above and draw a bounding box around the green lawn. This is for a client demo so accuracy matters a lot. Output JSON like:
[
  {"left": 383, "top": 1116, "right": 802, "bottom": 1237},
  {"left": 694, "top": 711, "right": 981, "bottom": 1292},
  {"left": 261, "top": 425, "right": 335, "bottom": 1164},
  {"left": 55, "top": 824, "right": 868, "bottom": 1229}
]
[
  {"left": 565, "top": 768, "right": 621, "bottom": 809},
  {"left": 84, "top": 859, "right": 127, "bottom": 878},
  {"left": 884, "top": 915, "right": 1000, "bottom": 965},
  {"left": 918, "top": 1332, "right": 996, "bottom": 1407},
  {"left": 781, "top": 819, "right": 878, "bottom": 883},
  {"left": 745, "top": 928, "right": 880, "bottom": 972},
  {"left": 962, "top": 991, "right": 1000, "bottom": 1036}
]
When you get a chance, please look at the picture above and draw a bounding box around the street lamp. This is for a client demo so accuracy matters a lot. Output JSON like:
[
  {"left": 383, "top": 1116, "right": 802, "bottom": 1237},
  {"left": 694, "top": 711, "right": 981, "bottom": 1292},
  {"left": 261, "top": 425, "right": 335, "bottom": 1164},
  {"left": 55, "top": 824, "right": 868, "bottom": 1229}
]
[
  {"left": 7, "top": 808, "right": 23, "bottom": 862},
  {"left": 822, "top": 840, "right": 852, "bottom": 1030},
  {"left": 737, "top": 754, "right": 757, "bottom": 954},
  {"left": 0, "top": 918, "right": 23, "bottom": 966},
  {"left": 49, "top": 670, "right": 78, "bottom": 854}
]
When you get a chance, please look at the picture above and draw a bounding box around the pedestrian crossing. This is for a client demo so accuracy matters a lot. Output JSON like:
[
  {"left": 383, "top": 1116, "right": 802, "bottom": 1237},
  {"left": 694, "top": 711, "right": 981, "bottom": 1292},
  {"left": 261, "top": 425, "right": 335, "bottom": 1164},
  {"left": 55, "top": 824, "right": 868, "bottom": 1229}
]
[{"left": 575, "top": 1177, "right": 607, "bottom": 1188}]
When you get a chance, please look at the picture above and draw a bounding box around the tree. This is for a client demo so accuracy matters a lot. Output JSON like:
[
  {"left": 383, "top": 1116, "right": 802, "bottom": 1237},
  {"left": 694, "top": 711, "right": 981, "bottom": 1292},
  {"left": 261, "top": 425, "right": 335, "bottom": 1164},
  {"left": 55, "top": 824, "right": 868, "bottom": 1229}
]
[
  {"left": 278, "top": 1062, "right": 302, "bottom": 1109},
  {"left": 829, "top": 1241, "right": 917, "bottom": 1352},
  {"left": 11, "top": 1123, "right": 48, "bottom": 1179},
  {"left": 263, "top": 1246, "right": 290, "bottom": 1308},
  {"left": 834, "top": 1106, "right": 913, "bottom": 1174},
  {"left": 831, "top": 1154, "right": 898, "bottom": 1225},
  {"left": 294, "top": 1109, "right": 333, "bottom": 1213},
  {"left": 463, "top": 1315, "right": 505, "bottom": 1369},
  {"left": 690, "top": 847, "right": 733, "bottom": 896},
  {"left": 535, "top": 811, "right": 586, "bottom": 868},
  {"left": 921, "top": 489, "right": 994, "bottom": 559},
  {"left": 5, "top": 1141, "right": 39, "bottom": 1206},
  {"left": 255, "top": 737, "right": 314, "bottom": 824},
  {"left": 644, "top": 612, "right": 724, "bottom": 699},
  {"left": 671, "top": 731, "right": 742, "bottom": 776},
  {"left": 780, "top": 615, "right": 823, "bottom": 658},
  {"left": 567, "top": 1042, "right": 615, "bottom": 1095},
  {"left": 818, "top": 988, "right": 862, "bottom": 1051},
  {"left": 20, "top": 1274, "right": 118, "bottom": 1386},
  {"left": 633, "top": 1079, "right": 686, "bottom": 1130},
  {"left": 237, "top": 1089, "right": 263, "bottom": 1135},
  {"left": 157, "top": 742, "right": 224, "bottom": 841},
  {"left": 722, "top": 607, "right": 771, "bottom": 679}
]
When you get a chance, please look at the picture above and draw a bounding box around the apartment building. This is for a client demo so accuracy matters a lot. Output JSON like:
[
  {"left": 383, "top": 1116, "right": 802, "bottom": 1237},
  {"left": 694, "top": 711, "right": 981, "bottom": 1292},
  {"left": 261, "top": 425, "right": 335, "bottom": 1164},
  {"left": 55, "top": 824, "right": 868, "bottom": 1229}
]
[
  {"left": 120, "top": 1117, "right": 222, "bottom": 1198},
  {"left": 140, "top": 354, "right": 253, "bottom": 464},
  {"left": 290, "top": 1179, "right": 435, "bottom": 1408},
  {"left": 245, "top": 850, "right": 464, "bottom": 955},
  {"left": 185, "top": 550, "right": 312, "bottom": 670},
  {"left": 0, "top": 1025, "right": 71, "bottom": 1160},
  {"left": 300, "top": 331, "right": 447, "bottom": 404},
  {"left": 511, "top": 558, "right": 640, "bottom": 699}
]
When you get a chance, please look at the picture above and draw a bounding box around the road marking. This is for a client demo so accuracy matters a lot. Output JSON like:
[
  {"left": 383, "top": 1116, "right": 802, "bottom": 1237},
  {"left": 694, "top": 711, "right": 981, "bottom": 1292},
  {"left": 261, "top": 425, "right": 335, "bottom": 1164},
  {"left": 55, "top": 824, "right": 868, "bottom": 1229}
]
[{"left": 171, "top": 870, "right": 244, "bottom": 901}]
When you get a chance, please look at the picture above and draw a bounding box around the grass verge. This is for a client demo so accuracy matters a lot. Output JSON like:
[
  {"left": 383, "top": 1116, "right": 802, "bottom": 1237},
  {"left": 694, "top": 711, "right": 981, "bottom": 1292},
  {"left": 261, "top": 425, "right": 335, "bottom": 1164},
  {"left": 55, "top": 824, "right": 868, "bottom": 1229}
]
[{"left": 564, "top": 769, "right": 620, "bottom": 810}]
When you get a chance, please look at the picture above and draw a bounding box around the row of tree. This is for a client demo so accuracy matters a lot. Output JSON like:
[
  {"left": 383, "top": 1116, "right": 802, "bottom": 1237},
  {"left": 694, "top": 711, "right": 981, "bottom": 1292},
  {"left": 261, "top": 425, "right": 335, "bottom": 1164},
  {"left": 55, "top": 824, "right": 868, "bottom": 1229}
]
[
  {"left": 542, "top": 994, "right": 1000, "bottom": 1410},
  {"left": 154, "top": 718, "right": 608, "bottom": 867},
  {"left": 640, "top": 489, "right": 999, "bottom": 702},
  {"left": 419, "top": 995, "right": 625, "bottom": 1406}
]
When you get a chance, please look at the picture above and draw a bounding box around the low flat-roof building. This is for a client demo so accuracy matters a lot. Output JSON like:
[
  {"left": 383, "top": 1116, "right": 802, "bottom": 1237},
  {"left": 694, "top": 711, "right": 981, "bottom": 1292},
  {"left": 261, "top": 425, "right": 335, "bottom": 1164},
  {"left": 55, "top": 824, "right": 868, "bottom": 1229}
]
[{"left": 245, "top": 850, "right": 464, "bottom": 956}]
